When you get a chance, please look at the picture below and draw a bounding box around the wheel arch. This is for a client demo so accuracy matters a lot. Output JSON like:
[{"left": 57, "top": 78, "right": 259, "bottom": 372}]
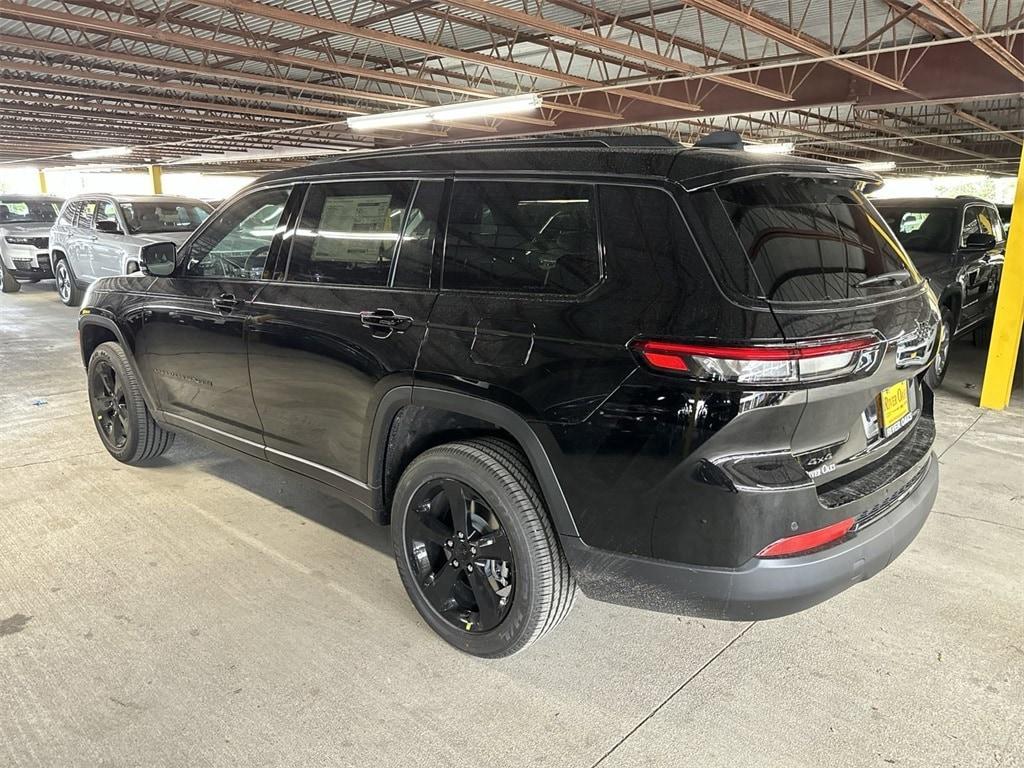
[
  {"left": 79, "top": 315, "right": 160, "bottom": 415},
  {"left": 938, "top": 285, "right": 963, "bottom": 330},
  {"left": 367, "top": 386, "right": 579, "bottom": 538}
]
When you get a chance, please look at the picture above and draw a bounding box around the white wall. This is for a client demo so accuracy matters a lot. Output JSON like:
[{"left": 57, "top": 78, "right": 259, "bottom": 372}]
[{"left": 0, "top": 167, "right": 257, "bottom": 201}]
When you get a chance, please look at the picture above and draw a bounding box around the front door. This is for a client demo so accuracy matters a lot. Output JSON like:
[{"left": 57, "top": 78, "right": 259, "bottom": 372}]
[
  {"left": 133, "top": 185, "right": 293, "bottom": 456},
  {"left": 957, "top": 204, "right": 1004, "bottom": 328},
  {"left": 248, "top": 178, "right": 444, "bottom": 498}
]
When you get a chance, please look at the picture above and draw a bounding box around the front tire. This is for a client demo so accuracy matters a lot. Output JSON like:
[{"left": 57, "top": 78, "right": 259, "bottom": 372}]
[
  {"left": 54, "top": 258, "right": 81, "bottom": 306},
  {"left": 926, "top": 307, "right": 953, "bottom": 389},
  {"left": 0, "top": 261, "right": 21, "bottom": 293},
  {"left": 87, "top": 342, "right": 174, "bottom": 464},
  {"left": 391, "top": 438, "right": 576, "bottom": 658}
]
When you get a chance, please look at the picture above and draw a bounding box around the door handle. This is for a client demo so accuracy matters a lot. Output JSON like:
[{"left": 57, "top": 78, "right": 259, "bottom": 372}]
[
  {"left": 212, "top": 293, "right": 241, "bottom": 313},
  {"left": 360, "top": 308, "right": 413, "bottom": 337}
]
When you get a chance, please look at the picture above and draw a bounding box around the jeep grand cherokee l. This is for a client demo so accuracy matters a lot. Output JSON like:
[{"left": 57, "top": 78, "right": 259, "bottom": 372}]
[
  {"left": 50, "top": 194, "right": 212, "bottom": 306},
  {"left": 76, "top": 136, "right": 941, "bottom": 657},
  {"left": 874, "top": 197, "right": 1005, "bottom": 387},
  {"left": 0, "top": 195, "right": 63, "bottom": 293}
]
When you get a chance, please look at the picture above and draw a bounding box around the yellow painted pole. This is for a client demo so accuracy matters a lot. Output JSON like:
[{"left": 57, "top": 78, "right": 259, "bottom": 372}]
[
  {"left": 37, "top": 169, "right": 47, "bottom": 194},
  {"left": 148, "top": 164, "right": 163, "bottom": 194},
  {"left": 979, "top": 145, "right": 1024, "bottom": 410}
]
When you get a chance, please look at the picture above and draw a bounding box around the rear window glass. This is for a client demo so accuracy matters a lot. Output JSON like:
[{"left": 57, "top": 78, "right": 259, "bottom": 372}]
[
  {"left": 716, "top": 177, "right": 915, "bottom": 303},
  {"left": 875, "top": 207, "right": 957, "bottom": 253},
  {"left": 444, "top": 181, "right": 600, "bottom": 294}
]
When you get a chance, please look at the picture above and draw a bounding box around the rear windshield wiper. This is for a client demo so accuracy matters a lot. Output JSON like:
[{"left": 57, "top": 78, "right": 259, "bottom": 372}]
[{"left": 856, "top": 270, "right": 910, "bottom": 288}]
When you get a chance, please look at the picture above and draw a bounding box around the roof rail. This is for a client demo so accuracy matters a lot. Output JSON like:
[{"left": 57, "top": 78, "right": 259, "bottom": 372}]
[{"left": 311, "top": 134, "right": 679, "bottom": 165}]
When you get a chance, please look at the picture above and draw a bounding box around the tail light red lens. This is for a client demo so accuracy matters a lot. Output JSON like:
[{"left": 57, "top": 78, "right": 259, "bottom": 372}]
[
  {"left": 757, "top": 517, "right": 855, "bottom": 558},
  {"left": 631, "top": 335, "right": 882, "bottom": 384}
]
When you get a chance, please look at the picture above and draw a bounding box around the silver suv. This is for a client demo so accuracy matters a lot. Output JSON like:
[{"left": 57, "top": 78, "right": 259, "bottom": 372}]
[
  {"left": 49, "top": 194, "right": 213, "bottom": 306},
  {"left": 0, "top": 195, "right": 63, "bottom": 294}
]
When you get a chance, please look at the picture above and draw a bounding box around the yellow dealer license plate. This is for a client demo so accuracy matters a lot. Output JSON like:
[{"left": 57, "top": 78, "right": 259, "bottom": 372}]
[{"left": 879, "top": 380, "right": 911, "bottom": 436}]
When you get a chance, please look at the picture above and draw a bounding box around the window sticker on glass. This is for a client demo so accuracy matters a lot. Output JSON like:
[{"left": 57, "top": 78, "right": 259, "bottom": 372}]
[{"left": 312, "top": 195, "right": 396, "bottom": 264}]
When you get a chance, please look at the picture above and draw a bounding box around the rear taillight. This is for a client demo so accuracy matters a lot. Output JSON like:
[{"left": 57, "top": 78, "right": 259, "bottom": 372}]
[
  {"left": 757, "top": 517, "right": 855, "bottom": 558},
  {"left": 631, "top": 335, "right": 882, "bottom": 384}
]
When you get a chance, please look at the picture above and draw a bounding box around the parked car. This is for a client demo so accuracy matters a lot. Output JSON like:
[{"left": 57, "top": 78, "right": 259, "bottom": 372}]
[
  {"left": 0, "top": 195, "right": 63, "bottom": 293},
  {"left": 874, "top": 196, "right": 1005, "bottom": 387},
  {"left": 49, "top": 194, "right": 213, "bottom": 306},
  {"left": 76, "top": 136, "right": 941, "bottom": 657}
]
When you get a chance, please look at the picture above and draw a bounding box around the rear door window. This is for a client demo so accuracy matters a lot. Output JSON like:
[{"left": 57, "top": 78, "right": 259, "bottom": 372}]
[
  {"left": 444, "top": 180, "right": 600, "bottom": 294},
  {"left": 715, "top": 177, "right": 915, "bottom": 303}
]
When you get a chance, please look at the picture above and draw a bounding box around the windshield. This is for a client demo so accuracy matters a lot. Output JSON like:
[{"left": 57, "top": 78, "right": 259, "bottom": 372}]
[
  {"left": 0, "top": 199, "right": 60, "bottom": 224},
  {"left": 119, "top": 201, "right": 212, "bottom": 235},
  {"left": 713, "top": 177, "right": 918, "bottom": 303},
  {"left": 874, "top": 206, "right": 958, "bottom": 253}
]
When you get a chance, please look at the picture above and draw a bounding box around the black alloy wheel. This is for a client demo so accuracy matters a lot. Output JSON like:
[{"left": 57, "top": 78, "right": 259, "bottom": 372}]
[
  {"left": 89, "top": 358, "right": 130, "bottom": 451},
  {"left": 404, "top": 478, "right": 515, "bottom": 633},
  {"left": 391, "top": 439, "right": 576, "bottom": 657}
]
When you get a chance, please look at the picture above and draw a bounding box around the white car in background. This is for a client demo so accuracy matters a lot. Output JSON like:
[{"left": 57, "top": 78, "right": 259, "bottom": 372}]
[
  {"left": 49, "top": 194, "right": 213, "bottom": 306},
  {"left": 0, "top": 195, "right": 64, "bottom": 293}
]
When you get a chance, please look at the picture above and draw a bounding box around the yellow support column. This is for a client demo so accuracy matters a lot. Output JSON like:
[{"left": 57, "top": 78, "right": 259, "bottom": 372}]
[
  {"left": 980, "top": 147, "right": 1024, "bottom": 410},
  {"left": 37, "top": 169, "right": 47, "bottom": 194},
  {"left": 148, "top": 164, "right": 163, "bottom": 194}
]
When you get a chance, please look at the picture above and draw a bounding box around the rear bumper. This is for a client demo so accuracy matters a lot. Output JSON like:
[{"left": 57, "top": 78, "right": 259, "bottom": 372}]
[{"left": 562, "top": 452, "right": 938, "bottom": 620}]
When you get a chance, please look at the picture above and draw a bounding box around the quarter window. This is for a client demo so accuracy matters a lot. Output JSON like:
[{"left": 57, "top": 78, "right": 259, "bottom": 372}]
[
  {"left": 443, "top": 181, "right": 600, "bottom": 294},
  {"left": 286, "top": 180, "right": 418, "bottom": 287},
  {"left": 184, "top": 187, "right": 290, "bottom": 279}
]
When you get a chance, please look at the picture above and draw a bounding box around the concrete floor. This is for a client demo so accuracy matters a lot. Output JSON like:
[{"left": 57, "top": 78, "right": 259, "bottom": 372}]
[{"left": 2, "top": 280, "right": 1022, "bottom": 768}]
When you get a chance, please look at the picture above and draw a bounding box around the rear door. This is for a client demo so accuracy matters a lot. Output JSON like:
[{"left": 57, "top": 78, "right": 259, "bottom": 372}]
[
  {"left": 247, "top": 178, "right": 443, "bottom": 496},
  {"left": 67, "top": 199, "right": 99, "bottom": 280},
  {"left": 91, "top": 200, "right": 128, "bottom": 277},
  {"left": 133, "top": 185, "right": 293, "bottom": 455}
]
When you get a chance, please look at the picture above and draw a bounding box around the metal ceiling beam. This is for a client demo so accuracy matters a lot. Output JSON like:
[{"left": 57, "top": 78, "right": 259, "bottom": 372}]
[
  {"left": 680, "top": 0, "right": 907, "bottom": 92},
  {"left": 854, "top": 113, "right": 994, "bottom": 160},
  {"left": 437, "top": 0, "right": 792, "bottom": 101},
  {"left": 0, "top": 34, "right": 424, "bottom": 108},
  {"left": 173, "top": 0, "right": 656, "bottom": 115},
  {"left": 0, "top": 60, "right": 369, "bottom": 117},
  {"left": 944, "top": 106, "right": 1024, "bottom": 147},
  {"left": 916, "top": 0, "right": 1024, "bottom": 81},
  {"left": 0, "top": 1, "right": 486, "bottom": 97}
]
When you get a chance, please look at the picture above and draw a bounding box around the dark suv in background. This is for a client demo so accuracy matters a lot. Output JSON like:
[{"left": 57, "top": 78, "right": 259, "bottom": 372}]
[
  {"left": 874, "top": 196, "right": 1005, "bottom": 386},
  {"left": 77, "top": 136, "right": 941, "bottom": 657}
]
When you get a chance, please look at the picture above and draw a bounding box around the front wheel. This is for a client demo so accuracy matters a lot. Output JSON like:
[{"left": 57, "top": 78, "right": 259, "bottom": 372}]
[
  {"left": 926, "top": 307, "right": 953, "bottom": 389},
  {"left": 0, "top": 261, "right": 20, "bottom": 293},
  {"left": 391, "top": 438, "right": 576, "bottom": 658},
  {"left": 54, "top": 258, "right": 82, "bottom": 306},
  {"left": 87, "top": 342, "right": 174, "bottom": 464}
]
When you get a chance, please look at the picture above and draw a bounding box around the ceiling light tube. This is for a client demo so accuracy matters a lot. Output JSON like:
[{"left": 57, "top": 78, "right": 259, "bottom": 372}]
[
  {"left": 348, "top": 94, "right": 542, "bottom": 132},
  {"left": 69, "top": 146, "right": 132, "bottom": 160},
  {"left": 430, "top": 94, "right": 542, "bottom": 123},
  {"left": 743, "top": 142, "right": 795, "bottom": 155},
  {"left": 854, "top": 161, "right": 897, "bottom": 172}
]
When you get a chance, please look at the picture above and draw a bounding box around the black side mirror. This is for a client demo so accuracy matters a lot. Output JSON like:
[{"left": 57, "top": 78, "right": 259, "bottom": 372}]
[
  {"left": 139, "top": 242, "right": 177, "bottom": 277},
  {"left": 95, "top": 219, "right": 122, "bottom": 235},
  {"left": 964, "top": 232, "right": 996, "bottom": 249}
]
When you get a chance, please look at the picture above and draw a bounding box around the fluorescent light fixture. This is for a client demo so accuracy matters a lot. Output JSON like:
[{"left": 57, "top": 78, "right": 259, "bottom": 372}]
[
  {"left": 430, "top": 94, "right": 542, "bottom": 123},
  {"left": 744, "top": 142, "right": 795, "bottom": 155},
  {"left": 348, "top": 94, "right": 542, "bottom": 132},
  {"left": 854, "top": 161, "right": 897, "bottom": 172},
  {"left": 69, "top": 146, "right": 132, "bottom": 160}
]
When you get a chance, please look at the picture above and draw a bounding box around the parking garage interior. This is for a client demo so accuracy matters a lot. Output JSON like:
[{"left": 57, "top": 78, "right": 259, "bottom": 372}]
[{"left": 1, "top": 1, "right": 1022, "bottom": 766}]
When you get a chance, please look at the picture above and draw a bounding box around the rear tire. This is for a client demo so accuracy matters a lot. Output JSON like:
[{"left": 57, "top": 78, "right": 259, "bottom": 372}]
[
  {"left": 0, "top": 262, "right": 21, "bottom": 293},
  {"left": 926, "top": 306, "right": 953, "bottom": 389},
  {"left": 87, "top": 342, "right": 174, "bottom": 465},
  {"left": 391, "top": 438, "right": 576, "bottom": 657},
  {"left": 54, "top": 258, "right": 81, "bottom": 306}
]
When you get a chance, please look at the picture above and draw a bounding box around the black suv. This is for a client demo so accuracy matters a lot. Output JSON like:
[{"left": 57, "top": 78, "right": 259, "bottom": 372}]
[
  {"left": 874, "top": 197, "right": 1005, "bottom": 386},
  {"left": 77, "top": 137, "right": 941, "bottom": 657}
]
